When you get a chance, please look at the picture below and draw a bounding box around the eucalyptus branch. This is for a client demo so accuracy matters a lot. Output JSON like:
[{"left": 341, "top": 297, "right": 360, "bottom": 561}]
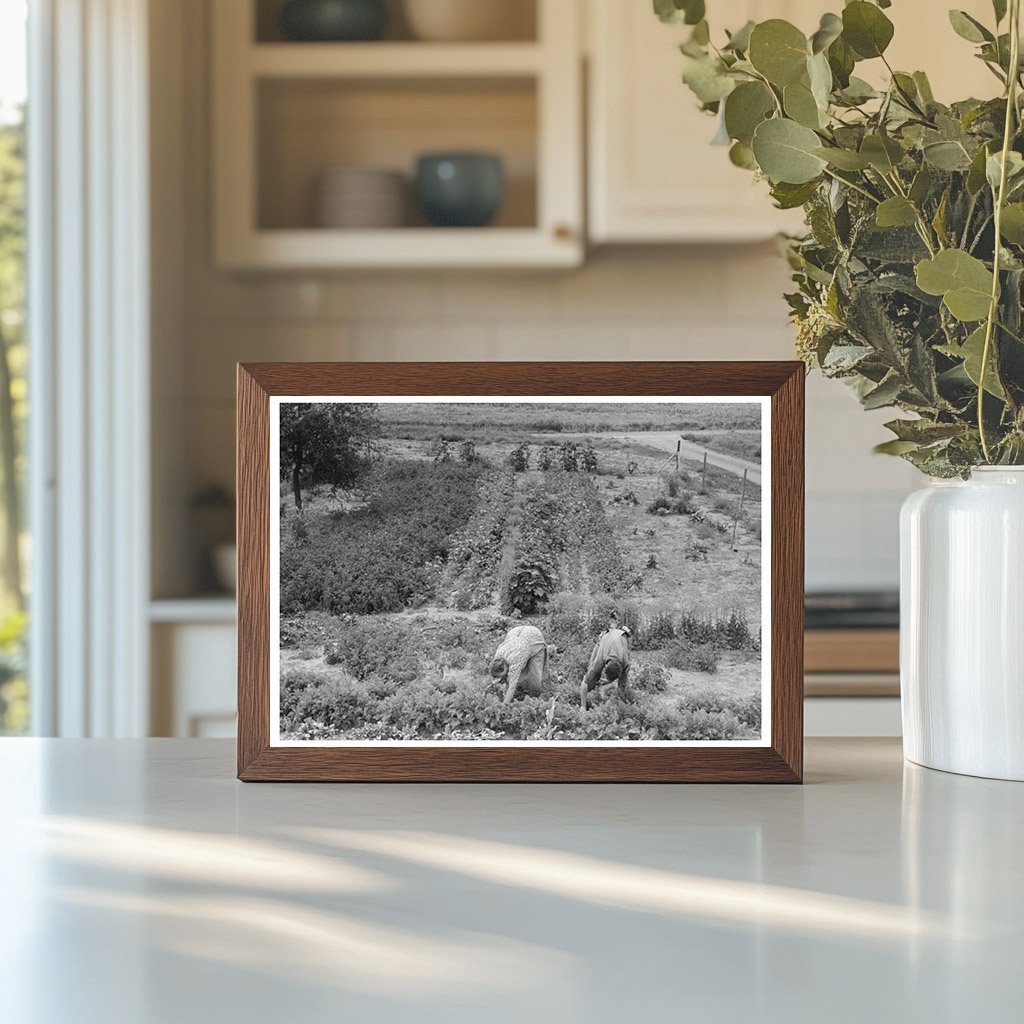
[
  {"left": 822, "top": 168, "right": 881, "bottom": 205},
  {"left": 979, "top": 0, "right": 1021, "bottom": 462}
]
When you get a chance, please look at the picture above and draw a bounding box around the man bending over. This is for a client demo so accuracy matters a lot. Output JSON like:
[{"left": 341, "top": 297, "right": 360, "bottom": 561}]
[
  {"left": 581, "top": 625, "right": 632, "bottom": 710},
  {"left": 491, "top": 625, "right": 550, "bottom": 704}
]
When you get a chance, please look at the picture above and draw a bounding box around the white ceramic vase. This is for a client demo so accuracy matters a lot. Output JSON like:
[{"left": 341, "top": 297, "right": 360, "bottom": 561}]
[{"left": 900, "top": 467, "right": 1024, "bottom": 780}]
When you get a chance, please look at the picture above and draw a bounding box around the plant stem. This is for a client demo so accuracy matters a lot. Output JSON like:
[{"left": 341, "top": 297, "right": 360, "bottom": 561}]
[
  {"left": 822, "top": 167, "right": 881, "bottom": 205},
  {"left": 979, "top": 0, "right": 1021, "bottom": 462}
]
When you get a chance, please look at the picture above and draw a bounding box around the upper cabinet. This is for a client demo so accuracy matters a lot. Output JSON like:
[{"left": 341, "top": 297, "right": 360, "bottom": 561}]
[
  {"left": 211, "top": 0, "right": 584, "bottom": 269},
  {"left": 211, "top": 0, "right": 1006, "bottom": 267},
  {"left": 587, "top": 0, "right": 817, "bottom": 244}
]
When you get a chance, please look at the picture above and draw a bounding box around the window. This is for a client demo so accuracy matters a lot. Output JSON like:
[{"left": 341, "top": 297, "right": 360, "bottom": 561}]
[{"left": 0, "top": 0, "right": 28, "bottom": 734}]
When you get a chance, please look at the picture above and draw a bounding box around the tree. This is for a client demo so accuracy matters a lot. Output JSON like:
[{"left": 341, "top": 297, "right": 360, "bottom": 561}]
[
  {"left": 0, "top": 113, "right": 25, "bottom": 611},
  {"left": 279, "top": 403, "right": 378, "bottom": 510}
]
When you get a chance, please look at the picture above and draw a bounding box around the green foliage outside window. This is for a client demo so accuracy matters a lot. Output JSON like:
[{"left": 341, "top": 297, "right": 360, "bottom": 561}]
[{"left": 0, "top": 108, "right": 27, "bottom": 733}]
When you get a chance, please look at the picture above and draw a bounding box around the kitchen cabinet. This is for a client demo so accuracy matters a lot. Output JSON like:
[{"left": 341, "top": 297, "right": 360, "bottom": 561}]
[
  {"left": 586, "top": 0, "right": 998, "bottom": 244},
  {"left": 211, "top": 0, "right": 583, "bottom": 269}
]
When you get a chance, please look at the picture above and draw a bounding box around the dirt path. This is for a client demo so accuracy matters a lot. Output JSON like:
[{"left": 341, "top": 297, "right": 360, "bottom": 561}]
[{"left": 544, "top": 431, "right": 761, "bottom": 485}]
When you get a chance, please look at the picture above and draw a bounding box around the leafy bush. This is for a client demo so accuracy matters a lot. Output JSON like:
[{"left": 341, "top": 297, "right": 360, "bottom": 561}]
[
  {"left": 632, "top": 661, "right": 670, "bottom": 693},
  {"left": 280, "top": 459, "right": 483, "bottom": 615},
  {"left": 664, "top": 642, "right": 719, "bottom": 674},
  {"left": 324, "top": 619, "right": 416, "bottom": 681},
  {"left": 685, "top": 540, "right": 710, "bottom": 562},
  {"left": 639, "top": 611, "right": 676, "bottom": 649},
  {"left": 508, "top": 443, "right": 531, "bottom": 472}
]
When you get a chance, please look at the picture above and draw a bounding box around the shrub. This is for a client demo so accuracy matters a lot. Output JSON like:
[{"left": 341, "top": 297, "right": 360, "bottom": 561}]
[
  {"left": 430, "top": 438, "right": 452, "bottom": 462},
  {"left": 685, "top": 540, "right": 709, "bottom": 562},
  {"left": 458, "top": 440, "right": 478, "bottom": 463},
  {"left": 537, "top": 445, "right": 555, "bottom": 471},
  {"left": 508, "top": 443, "right": 531, "bottom": 472},
  {"left": 664, "top": 641, "right": 719, "bottom": 674},
  {"left": 324, "top": 619, "right": 415, "bottom": 681},
  {"left": 640, "top": 611, "right": 676, "bottom": 649},
  {"left": 632, "top": 661, "right": 669, "bottom": 693}
]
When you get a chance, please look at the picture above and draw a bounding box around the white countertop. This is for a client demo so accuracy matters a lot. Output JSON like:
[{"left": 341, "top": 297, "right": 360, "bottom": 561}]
[{"left": 1, "top": 738, "right": 1020, "bottom": 1023}]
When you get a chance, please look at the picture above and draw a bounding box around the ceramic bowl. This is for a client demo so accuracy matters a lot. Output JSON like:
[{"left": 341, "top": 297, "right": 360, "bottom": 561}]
[
  {"left": 281, "top": 0, "right": 388, "bottom": 42},
  {"left": 316, "top": 168, "right": 407, "bottom": 228},
  {"left": 415, "top": 152, "right": 504, "bottom": 228}
]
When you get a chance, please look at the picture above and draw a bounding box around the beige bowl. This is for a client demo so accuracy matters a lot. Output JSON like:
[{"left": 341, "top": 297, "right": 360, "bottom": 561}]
[{"left": 403, "top": 0, "right": 535, "bottom": 41}]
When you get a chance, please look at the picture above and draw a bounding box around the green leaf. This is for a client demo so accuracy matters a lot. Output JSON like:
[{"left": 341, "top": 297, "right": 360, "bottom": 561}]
[
  {"left": 948, "top": 10, "right": 994, "bottom": 44},
  {"left": 653, "top": 0, "right": 705, "bottom": 26},
  {"left": 771, "top": 180, "right": 820, "bottom": 209},
  {"left": 860, "top": 133, "right": 904, "bottom": 173},
  {"left": 875, "top": 439, "right": 922, "bottom": 456},
  {"left": 885, "top": 418, "right": 964, "bottom": 443},
  {"left": 724, "top": 20, "right": 755, "bottom": 53},
  {"left": 814, "top": 146, "right": 872, "bottom": 170},
  {"left": 827, "top": 36, "right": 856, "bottom": 88},
  {"left": 729, "top": 140, "right": 757, "bottom": 170},
  {"left": 938, "top": 325, "right": 1006, "bottom": 397},
  {"left": 842, "top": 1, "right": 895, "bottom": 59},
  {"left": 876, "top": 197, "right": 918, "bottom": 228},
  {"left": 835, "top": 77, "right": 879, "bottom": 106},
  {"left": 1000, "top": 203, "right": 1024, "bottom": 245},
  {"left": 723, "top": 81, "right": 775, "bottom": 144},
  {"left": 913, "top": 71, "right": 935, "bottom": 104},
  {"left": 909, "top": 164, "right": 933, "bottom": 205},
  {"left": 682, "top": 57, "right": 736, "bottom": 104},
  {"left": 808, "top": 51, "right": 833, "bottom": 109},
  {"left": 967, "top": 144, "right": 991, "bottom": 193},
  {"left": 784, "top": 80, "right": 824, "bottom": 129},
  {"left": 862, "top": 375, "right": 903, "bottom": 409},
  {"left": 986, "top": 150, "right": 1024, "bottom": 191},
  {"left": 993, "top": 0, "right": 1008, "bottom": 24},
  {"left": 748, "top": 20, "right": 809, "bottom": 86},
  {"left": 923, "top": 140, "right": 972, "bottom": 171},
  {"left": 915, "top": 249, "right": 994, "bottom": 322},
  {"left": 751, "top": 118, "right": 828, "bottom": 184},
  {"left": 810, "top": 12, "right": 843, "bottom": 54}
]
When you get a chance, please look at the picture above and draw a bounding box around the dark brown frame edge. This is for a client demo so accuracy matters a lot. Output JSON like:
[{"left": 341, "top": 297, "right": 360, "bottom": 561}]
[{"left": 237, "top": 362, "right": 804, "bottom": 782}]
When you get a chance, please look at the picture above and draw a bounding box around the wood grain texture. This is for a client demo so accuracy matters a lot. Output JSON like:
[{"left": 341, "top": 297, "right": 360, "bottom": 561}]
[
  {"left": 236, "top": 361, "right": 805, "bottom": 783},
  {"left": 805, "top": 629, "right": 899, "bottom": 675}
]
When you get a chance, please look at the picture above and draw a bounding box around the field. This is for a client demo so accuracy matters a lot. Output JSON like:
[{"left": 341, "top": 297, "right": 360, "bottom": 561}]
[{"left": 278, "top": 402, "right": 764, "bottom": 742}]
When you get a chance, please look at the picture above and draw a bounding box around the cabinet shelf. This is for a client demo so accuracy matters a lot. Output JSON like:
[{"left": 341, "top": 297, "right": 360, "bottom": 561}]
[
  {"left": 218, "top": 226, "right": 579, "bottom": 270},
  {"left": 212, "top": 0, "right": 582, "bottom": 269},
  {"left": 249, "top": 42, "right": 544, "bottom": 79}
]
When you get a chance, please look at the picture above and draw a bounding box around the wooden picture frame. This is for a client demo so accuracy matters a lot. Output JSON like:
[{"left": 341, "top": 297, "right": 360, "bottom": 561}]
[{"left": 237, "top": 362, "right": 804, "bottom": 782}]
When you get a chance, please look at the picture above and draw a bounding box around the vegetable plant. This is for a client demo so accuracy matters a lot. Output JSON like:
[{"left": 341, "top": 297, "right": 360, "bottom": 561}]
[{"left": 658, "top": 0, "right": 1024, "bottom": 475}]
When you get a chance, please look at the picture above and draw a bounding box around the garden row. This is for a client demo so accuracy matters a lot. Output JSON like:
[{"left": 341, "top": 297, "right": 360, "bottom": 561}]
[
  {"left": 279, "top": 459, "right": 483, "bottom": 616},
  {"left": 282, "top": 663, "right": 761, "bottom": 743}
]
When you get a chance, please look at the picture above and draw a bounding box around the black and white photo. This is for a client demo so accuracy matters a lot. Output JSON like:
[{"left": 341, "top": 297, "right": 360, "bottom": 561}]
[{"left": 271, "top": 397, "right": 770, "bottom": 746}]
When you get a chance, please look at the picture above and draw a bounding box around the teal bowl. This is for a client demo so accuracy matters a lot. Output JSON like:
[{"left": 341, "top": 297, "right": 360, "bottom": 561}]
[
  {"left": 415, "top": 153, "right": 505, "bottom": 228},
  {"left": 281, "top": 0, "right": 388, "bottom": 42}
]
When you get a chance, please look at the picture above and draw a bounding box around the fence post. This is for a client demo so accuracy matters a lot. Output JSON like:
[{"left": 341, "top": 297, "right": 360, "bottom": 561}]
[
  {"left": 739, "top": 468, "right": 748, "bottom": 512},
  {"left": 701, "top": 451, "right": 707, "bottom": 492},
  {"left": 675, "top": 440, "right": 680, "bottom": 473}
]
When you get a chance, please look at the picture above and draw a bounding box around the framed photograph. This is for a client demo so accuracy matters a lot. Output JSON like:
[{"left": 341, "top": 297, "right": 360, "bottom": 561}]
[{"left": 237, "top": 362, "right": 804, "bottom": 782}]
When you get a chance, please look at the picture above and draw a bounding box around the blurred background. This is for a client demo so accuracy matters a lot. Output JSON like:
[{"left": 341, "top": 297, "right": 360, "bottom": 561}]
[{"left": 0, "top": 0, "right": 997, "bottom": 740}]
